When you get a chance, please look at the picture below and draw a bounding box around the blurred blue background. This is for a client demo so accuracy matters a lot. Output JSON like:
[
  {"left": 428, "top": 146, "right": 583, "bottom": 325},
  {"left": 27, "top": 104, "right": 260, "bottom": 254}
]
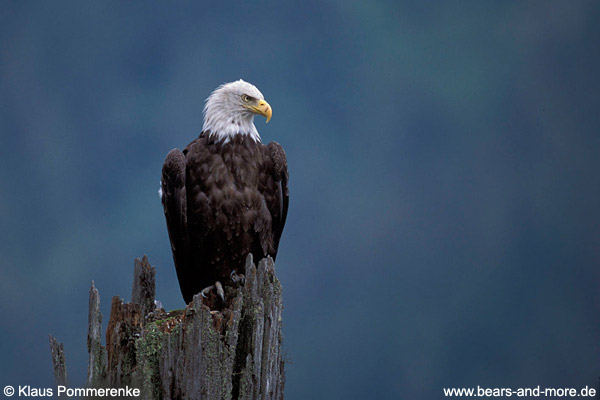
[{"left": 2, "top": 1, "right": 600, "bottom": 398}]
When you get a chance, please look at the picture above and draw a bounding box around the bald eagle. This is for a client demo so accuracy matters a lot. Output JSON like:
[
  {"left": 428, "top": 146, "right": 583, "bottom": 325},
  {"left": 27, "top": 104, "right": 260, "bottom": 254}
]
[{"left": 160, "top": 80, "right": 289, "bottom": 304}]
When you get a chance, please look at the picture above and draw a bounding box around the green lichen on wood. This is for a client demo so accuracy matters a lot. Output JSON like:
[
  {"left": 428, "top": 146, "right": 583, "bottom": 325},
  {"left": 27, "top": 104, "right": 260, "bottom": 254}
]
[
  {"left": 88, "top": 340, "right": 107, "bottom": 386},
  {"left": 199, "top": 306, "right": 236, "bottom": 398},
  {"left": 135, "top": 324, "right": 164, "bottom": 400},
  {"left": 154, "top": 316, "right": 178, "bottom": 328}
]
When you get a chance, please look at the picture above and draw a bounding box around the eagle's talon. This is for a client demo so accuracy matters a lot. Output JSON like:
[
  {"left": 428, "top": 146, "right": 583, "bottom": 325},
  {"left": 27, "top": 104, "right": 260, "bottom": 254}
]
[
  {"left": 200, "top": 282, "right": 225, "bottom": 303},
  {"left": 231, "top": 270, "right": 245, "bottom": 286},
  {"left": 200, "top": 285, "right": 214, "bottom": 298}
]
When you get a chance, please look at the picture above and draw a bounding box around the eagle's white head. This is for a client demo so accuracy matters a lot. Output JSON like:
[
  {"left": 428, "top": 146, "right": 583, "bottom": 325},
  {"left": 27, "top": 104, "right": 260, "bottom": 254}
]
[{"left": 202, "top": 79, "right": 272, "bottom": 143}]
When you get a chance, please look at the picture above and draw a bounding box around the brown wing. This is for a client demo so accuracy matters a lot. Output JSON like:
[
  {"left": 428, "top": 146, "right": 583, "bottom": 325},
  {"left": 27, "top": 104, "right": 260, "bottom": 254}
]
[
  {"left": 267, "top": 141, "right": 289, "bottom": 257},
  {"left": 161, "top": 148, "right": 194, "bottom": 300}
]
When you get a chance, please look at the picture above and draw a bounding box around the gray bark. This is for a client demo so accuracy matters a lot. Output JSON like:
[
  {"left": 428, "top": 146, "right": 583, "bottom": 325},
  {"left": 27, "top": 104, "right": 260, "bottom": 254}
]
[
  {"left": 50, "top": 254, "right": 285, "bottom": 400},
  {"left": 131, "top": 255, "right": 156, "bottom": 318},
  {"left": 87, "top": 281, "right": 107, "bottom": 387},
  {"left": 49, "top": 334, "right": 68, "bottom": 387}
]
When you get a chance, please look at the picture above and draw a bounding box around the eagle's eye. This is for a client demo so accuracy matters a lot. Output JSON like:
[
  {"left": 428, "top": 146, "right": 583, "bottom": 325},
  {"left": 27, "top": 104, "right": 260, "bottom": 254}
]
[{"left": 241, "top": 94, "right": 251, "bottom": 102}]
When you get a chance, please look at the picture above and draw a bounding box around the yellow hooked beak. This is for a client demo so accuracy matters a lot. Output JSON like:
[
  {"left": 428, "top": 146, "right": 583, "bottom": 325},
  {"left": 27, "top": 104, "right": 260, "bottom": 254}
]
[{"left": 245, "top": 99, "right": 272, "bottom": 123}]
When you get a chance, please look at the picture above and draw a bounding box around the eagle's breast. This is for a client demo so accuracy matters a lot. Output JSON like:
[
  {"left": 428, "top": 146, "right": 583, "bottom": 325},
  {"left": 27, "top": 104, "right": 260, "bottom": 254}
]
[{"left": 183, "top": 133, "right": 275, "bottom": 280}]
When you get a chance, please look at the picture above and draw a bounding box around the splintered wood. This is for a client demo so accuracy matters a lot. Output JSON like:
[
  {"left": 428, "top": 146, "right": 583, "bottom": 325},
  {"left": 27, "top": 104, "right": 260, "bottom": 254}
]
[{"left": 49, "top": 254, "right": 285, "bottom": 400}]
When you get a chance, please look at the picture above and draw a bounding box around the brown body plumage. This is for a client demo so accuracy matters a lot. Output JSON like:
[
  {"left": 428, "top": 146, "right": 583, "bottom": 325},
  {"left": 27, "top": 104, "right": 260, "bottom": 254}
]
[{"left": 161, "top": 116, "right": 288, "bottom": 303}]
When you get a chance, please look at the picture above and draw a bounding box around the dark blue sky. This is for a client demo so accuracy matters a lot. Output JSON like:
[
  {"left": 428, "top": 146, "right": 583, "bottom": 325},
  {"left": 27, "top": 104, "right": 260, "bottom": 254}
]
[{"left": 1, "top": 1, "right": 600, "bottom": 399}]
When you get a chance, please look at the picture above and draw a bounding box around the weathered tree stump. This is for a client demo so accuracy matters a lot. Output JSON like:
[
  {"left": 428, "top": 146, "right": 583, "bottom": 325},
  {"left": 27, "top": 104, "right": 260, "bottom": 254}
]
[{"left": 49, "top": 254, "right": 285, "bottom": 399}]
